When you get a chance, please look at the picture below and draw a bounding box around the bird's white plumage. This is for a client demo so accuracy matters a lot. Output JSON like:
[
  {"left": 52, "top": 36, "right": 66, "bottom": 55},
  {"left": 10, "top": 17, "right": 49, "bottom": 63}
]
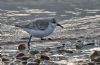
[
  {"left": 23, "top": 22, "right": 56, "bottom": 38},
  {"left": 15, "top": 17, "right": 60, "bottom": 38}
]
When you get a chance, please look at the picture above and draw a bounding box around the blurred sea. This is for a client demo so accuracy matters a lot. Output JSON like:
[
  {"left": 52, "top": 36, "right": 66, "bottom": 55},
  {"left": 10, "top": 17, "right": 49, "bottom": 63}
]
[{"left": 0, "top": 0, "right": 100, "bottom": 25}]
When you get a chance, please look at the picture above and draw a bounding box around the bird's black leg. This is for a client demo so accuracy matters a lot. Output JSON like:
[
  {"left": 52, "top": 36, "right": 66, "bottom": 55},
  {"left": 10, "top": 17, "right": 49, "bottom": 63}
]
[{"left": 28, "top": 35, "right": 32, "bottom": 50}]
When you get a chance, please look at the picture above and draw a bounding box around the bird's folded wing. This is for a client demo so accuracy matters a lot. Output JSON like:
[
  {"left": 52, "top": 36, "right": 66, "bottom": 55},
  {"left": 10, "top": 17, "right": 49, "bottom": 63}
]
[{"left": 23, "top": 19, "right": 49, "bottom": 30}]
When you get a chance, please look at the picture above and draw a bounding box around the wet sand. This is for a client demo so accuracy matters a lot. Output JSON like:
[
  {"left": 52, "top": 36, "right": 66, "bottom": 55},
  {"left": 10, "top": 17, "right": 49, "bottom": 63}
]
[{"left": 0, "top": 15, "right": 100, "bottom": 65}]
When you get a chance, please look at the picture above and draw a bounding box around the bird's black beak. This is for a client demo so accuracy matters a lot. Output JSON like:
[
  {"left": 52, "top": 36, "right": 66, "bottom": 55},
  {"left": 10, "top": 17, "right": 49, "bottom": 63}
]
[{"left": 57, "top": 23, "right": 63, "bottom": 28}]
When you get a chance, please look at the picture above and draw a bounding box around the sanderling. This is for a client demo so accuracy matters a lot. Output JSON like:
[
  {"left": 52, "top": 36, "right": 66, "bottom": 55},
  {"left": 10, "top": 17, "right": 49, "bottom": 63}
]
[{"left": 15, "top": 17, "right": 63, "bottom": 50}]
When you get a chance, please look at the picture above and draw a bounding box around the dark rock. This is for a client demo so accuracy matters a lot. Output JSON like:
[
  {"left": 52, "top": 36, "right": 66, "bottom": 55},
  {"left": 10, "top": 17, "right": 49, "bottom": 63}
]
[
  {"left": 34, "top": 59, "right": 41, "bottom": 64},
  {"left": 40, "top": 55, "right": 50, "bottom": 61},
  {"left": 29, "top": 49, "right": 39, "bottom": 55},
  {"left": 65, "top": 50, "right": 73, "bottom": 53},
  {"left": 90, "top": 50, "right": 100, "bottom": 62},
  {"left": 75, "top": 45, "right": 83, "bottom": 49},
  {"left": 16, "top": 52, "right": 25, "bottom": 59},
  {"left": 19, "top": 56, "right": 30, "bottom": 61}
]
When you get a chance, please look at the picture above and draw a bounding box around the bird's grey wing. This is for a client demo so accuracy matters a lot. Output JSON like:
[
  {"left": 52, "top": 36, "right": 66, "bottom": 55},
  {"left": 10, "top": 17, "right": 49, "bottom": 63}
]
[
  {"left": 20, "top": 19, "right": 49, "bottom": 30},
  {"left": 33, "top": 19, "right": 49, "bottom": 30},
  {"left": 22, "top": 23, "right": 35, "bottom": 29}
]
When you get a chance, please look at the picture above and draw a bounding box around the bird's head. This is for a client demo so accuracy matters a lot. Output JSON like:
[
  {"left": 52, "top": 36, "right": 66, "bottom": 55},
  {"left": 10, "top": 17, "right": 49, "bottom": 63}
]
[{"left": 51, "top": 18, "right": 63, "bottom": 28}]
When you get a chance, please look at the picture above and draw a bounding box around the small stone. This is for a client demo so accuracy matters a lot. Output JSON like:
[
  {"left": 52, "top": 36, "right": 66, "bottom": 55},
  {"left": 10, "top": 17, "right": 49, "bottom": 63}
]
[
  {"left": 19, "top": 56, "right": 30, "bottom": 61},
  {"left": 29, "top": 49, "right": 39, "bottom": 55},
  {"left": 18, "top": 44, "right": 26, "bottom": 51},
  {"left": 1, "top": 57, "right": 10, "bottom": 63},
  {"left": 40, "top": 55, "right": 50, "bottom": 61},
  {"left": 16, "top": 52, "right": 25, "bottom": 59}
]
